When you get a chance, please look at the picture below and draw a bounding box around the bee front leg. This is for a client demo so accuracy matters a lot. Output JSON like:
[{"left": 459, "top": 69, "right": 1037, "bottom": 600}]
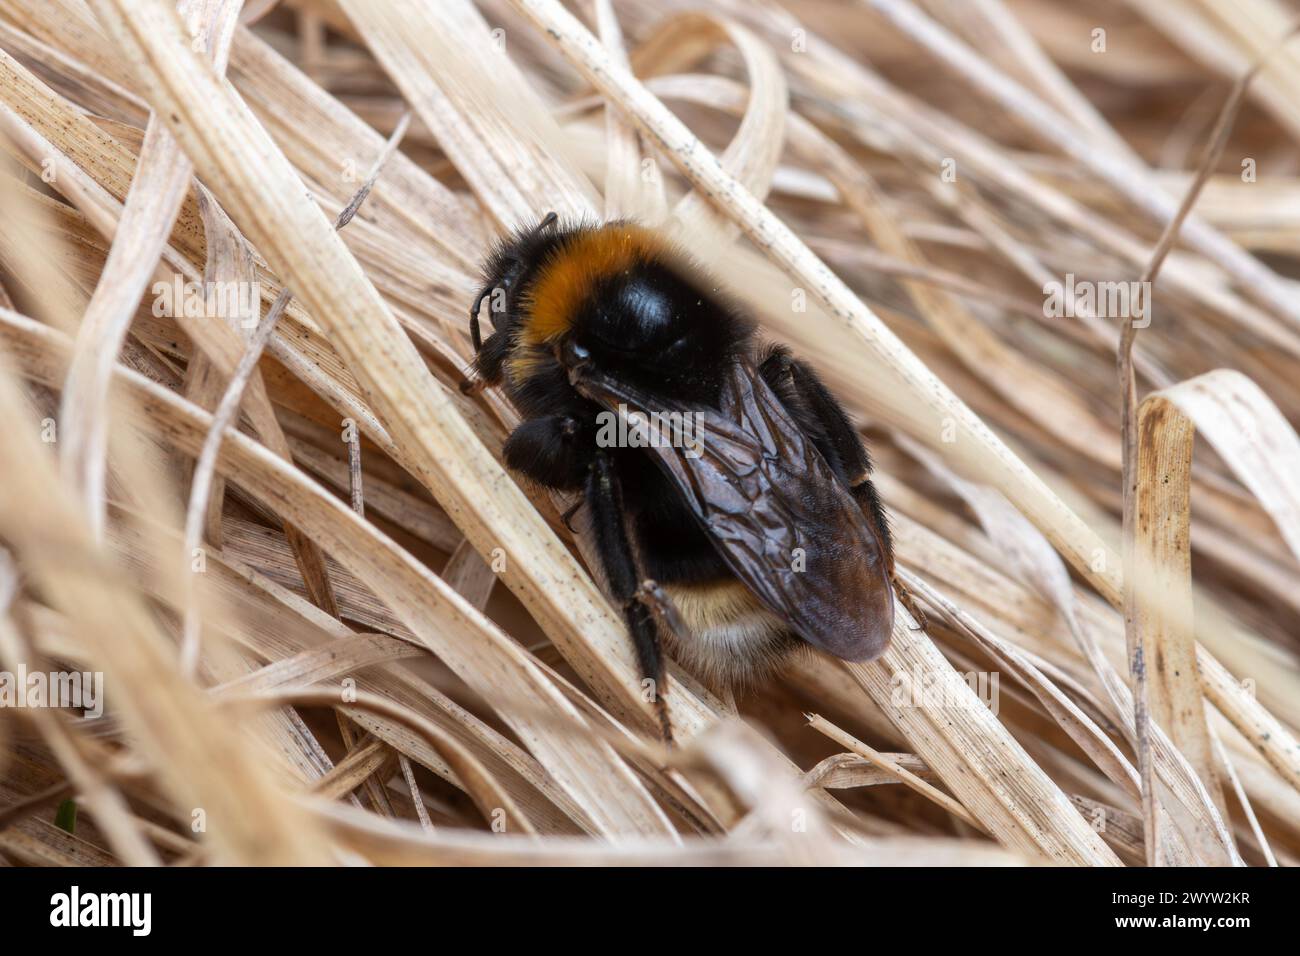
[{"left": 462, "top": 330, "right": 511, "bottom": 393}]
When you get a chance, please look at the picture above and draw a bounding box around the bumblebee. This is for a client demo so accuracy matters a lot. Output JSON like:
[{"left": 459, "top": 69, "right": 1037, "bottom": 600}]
[{"left": 469, "top": 215, "right": 898, "bottom": 734}]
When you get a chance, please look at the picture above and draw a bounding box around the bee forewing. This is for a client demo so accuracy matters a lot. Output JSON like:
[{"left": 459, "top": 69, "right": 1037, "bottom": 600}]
[{"left": 575, "top": 362, "right": 895, "bottom": 662}]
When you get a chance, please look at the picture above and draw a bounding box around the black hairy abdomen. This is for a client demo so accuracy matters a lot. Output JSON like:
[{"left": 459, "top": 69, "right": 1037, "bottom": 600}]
[{"left": 617, "top": 454, "right": 731, "bottom": 583}]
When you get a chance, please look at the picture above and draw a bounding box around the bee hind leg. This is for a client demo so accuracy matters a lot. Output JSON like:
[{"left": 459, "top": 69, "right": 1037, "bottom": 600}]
[{"left": 759, "top": 346, "right": 878, "bottom": 490}]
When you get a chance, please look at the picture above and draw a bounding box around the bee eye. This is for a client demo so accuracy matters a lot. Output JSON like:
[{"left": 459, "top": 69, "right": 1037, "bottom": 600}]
[{"left": 562, "top": 339, "right": 591, "bottom": 367}]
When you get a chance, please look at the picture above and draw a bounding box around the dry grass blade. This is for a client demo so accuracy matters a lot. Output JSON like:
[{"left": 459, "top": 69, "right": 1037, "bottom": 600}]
[
  {"left": 1, "top": 0, "right": 1298, "bottom": 869},
  {"left": 87, "top": 0, "right": 677, "bottom": 836},
  {"left": 221, "top": 687, "right": 538, "bottom": 835},
  {"left": 341, "top": 0, "right": 597, "bottom": 226},
  {"left": 0, "top": 339, "right": 332, "bottom": 864},
  {"left": 844, "top": 621, "right": 1120, "bottom": 864},
  {"left": 633, "top": 11, "right": 788, "bottom": 243},
  {"left": 808, "top": 713, "right": 987, "bottom": 834},
  {"left": 900, "top": 570, "right": 1140, "bottom": 806},
  {"left": 178, "top": 109, "right": 410, "bottom": 677},
  {"left": 0, "top": 565, "right": 159, "bottom": 865},
  {"left": 58, "top": 0, "right": 240, "bottom": 538},
  {"left": 1137, "top": 370, "right": 1300, "bottom": 806},
  {"left": 1118, "top": 31, "right": 1296, "bottom": 864},
  {"left": 860, "top": 0, "right": 1300, "bottom": 331}
]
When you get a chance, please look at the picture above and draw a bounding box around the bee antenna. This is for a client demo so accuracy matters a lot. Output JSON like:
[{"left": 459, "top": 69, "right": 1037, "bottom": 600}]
[{"left": 538, "top": 210, "right": 559, "bottom": 232}]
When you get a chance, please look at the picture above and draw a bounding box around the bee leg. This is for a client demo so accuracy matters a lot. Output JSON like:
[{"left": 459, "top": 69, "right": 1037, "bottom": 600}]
[
  {"left": 759, "top": 347, "right": 921, "bottom": 628},
  {"left": 559, "top": 498, "right": 584, "bottom": 533},
  {"left": 759, "top": 347, "right": 877, "bottom": 487},
  {"left": 587, "top": 451, "right": 674, "bottom": 745},
  {"left": 759, "top": 346, "right": 891, "bottom": 546},
  {"left": 502, "top": 414, "right": 592, "bottom": 492},
  {"left": 894, "top": 576, "right": 928, "bottom": 631},
  {"left": 633, "top": 579, "right": 689, "bottom": 645},
  {"left": 463, "top": 330, "right": 510, "bottom": 394}
]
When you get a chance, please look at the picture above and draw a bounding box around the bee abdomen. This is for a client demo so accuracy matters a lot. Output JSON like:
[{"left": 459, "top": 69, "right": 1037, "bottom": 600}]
[{"left": 659, "top": 579, "right": 799, "bottom": 687}]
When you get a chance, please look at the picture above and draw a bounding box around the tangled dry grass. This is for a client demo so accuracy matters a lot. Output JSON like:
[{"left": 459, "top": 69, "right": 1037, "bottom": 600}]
[{"left": 0, "top": 0, "right": 1298, "bottom": 867}]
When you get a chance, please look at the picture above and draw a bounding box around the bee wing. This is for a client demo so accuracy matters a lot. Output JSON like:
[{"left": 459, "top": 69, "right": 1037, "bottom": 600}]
[{"left": 576, "top": 362, "right": 894, "bottom": 661}]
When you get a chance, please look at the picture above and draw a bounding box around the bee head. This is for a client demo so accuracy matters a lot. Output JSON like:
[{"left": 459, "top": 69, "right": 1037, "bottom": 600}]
[{"left": 469, "top": 211, "right": 560, "bottom": 352}]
